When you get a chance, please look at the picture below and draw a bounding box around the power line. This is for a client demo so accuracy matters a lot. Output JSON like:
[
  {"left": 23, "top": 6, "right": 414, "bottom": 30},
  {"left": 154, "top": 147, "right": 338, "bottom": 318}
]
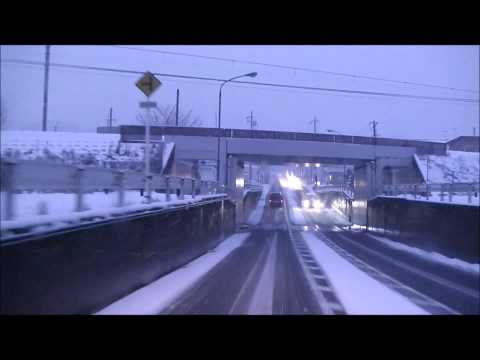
[
  {"left": 107, "top": 45, "right": 479, "bottom": 94},
  {"left": 3, "top": 58, "right": 479, "bottom": 104}
]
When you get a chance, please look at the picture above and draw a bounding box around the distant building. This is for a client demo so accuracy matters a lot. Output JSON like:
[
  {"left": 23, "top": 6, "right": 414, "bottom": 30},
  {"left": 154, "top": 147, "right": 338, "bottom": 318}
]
[{"left": 447, "top": 136, "right": 479, "bottom": 153}]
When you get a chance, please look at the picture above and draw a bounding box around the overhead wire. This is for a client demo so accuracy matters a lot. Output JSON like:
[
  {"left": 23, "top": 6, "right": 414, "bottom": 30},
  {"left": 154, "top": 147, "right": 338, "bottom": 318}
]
[
  {"left": 107, "top": 45, "right": 479, "bottom": 94},
  {"left": 3, "top": 58, "right": 479, "bottom": 104}
]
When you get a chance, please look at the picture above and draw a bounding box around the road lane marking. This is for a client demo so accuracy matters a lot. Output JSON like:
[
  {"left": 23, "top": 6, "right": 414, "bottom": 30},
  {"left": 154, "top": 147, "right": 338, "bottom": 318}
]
[
  {"left": 248, "top": 232, "right": 278, "bottom": 315},
  {"left": 282, "top": 196, "right": 346, "bottom": 314},
  {"left": 334, "top": 231, "right": 479, "bottom": 300},
  {"left": 229, "top": 234, "right": 271, "bottom": 314},
  {"left": 318, "top": 231, "right": 459, "bottom": 315}
]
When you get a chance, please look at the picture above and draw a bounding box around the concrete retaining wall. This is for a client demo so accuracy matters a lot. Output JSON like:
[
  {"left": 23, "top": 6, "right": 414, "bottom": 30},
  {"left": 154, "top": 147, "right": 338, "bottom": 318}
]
[
  {"left": 367, "top": 197, "right": 479, "bottom": 263},
  {"left": 0, "top": 199, "right": 236, "bottom": 314}
]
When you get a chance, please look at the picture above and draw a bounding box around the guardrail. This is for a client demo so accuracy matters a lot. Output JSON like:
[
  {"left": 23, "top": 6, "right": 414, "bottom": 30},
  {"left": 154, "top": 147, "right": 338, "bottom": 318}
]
[
  {"left": 0, "top": 159, "right": 229, "bottom": 221},
  {"left": 245, "top": 183, "right": 263, "bottom": 192},
  {"left": 120, "top": 126, "right": 447, "bottom": 155},
  {"left": 382, "top": 182, "right": 480, "bottom": 204},
  {"left": 312, "top": 184, "right": 354, "bottom": 199}
]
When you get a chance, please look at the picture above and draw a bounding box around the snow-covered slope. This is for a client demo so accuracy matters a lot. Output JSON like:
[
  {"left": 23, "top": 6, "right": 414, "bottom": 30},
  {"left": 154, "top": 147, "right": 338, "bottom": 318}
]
[
  {"left": 0, "top": 130, "right": 173, "bottom": 171},
  {"left": 415, "top": 150, "right": 479, "bottom": 183}
]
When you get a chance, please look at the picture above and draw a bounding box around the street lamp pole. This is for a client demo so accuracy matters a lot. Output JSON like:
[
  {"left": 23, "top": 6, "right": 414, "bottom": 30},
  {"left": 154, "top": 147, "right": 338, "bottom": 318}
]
[{"left": 216, "top": 72, "right": 258, "bottom": 185}]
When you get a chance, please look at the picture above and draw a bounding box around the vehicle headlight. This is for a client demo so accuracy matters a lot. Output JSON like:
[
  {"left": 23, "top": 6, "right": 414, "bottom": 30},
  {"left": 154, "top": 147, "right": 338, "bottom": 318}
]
[
  {"left": 302, "top": 199, "right": 310, "bottom": 208},
  {"left": 313, "top": 199, "right": 323, "bottom": 209}
]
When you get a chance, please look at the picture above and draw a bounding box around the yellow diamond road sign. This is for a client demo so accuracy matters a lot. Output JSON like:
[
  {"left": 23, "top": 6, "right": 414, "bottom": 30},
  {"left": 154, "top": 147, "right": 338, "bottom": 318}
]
[{"left": 136, "top": 71, "right": 161, "bottom": 97}]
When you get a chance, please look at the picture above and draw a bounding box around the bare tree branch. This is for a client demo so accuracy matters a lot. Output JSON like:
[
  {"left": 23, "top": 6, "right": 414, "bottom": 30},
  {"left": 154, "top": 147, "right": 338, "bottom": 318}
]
[{"left": 137, "top": 103, "right": 202, "bottom": 127}]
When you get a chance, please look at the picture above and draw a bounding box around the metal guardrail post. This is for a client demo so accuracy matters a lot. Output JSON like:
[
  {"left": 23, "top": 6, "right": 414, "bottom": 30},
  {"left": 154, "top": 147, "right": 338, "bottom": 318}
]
[
  {"left": 2, "top": 160, "right": 16, "bottom": 220},
  {"left": 180, "top": 178, "right": 185, "bottom": 200},
  {"left": 115, "top": 171, "right": 125, "bottom": 207},
  {"left": 440, "top": 183, "right": 444, "bottom": 202},
  {"left": 192, "top": 179, "right": 196, "bottom": 199},
  {"left": 74, "top": 167, "right": 86, "bottom": 212},
  {"left": 413, "top": 184, "right": 417, "bottom": 199},
  {"left": 425, "top": 183, "right": 429, "bottom": 200},
  {"left": 468, "top": 183, "right": 472, "bottom": 204},
  {"left": 165, "top": 177, "right": 171, "bottom": 202},
  {"left": 448, "top": 183, "right": 453, "bottom": 202}
]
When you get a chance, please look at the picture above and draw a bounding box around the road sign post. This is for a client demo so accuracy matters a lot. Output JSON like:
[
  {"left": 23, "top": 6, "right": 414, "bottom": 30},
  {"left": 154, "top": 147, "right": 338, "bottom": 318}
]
[{"left": 136, "top": 71, "right": 162, "bottom": 203}]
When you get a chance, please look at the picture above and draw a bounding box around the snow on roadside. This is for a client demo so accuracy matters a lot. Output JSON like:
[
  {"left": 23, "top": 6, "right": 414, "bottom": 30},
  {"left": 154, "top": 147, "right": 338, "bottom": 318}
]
[
  {"left": 302, "top": 232, "right": 429, "bottom": 315},
  {"left": 367, "top": 233, "right": 480, "bottom": 275},
  {"left": 415, "top": 151, "right": 479, "bottom": 184},
  {"left": 401, "top": 193, "right": 478, "bottom": 206},
  {"left": 247, "top": 183, "right": 271, "bottom": 225},
  {"left": 283, "top": 189, "right": 307, "bottom": 225},
  {"left": 1, "top": 192, "right": 226, "bottom": 240},
  {"left": 96, "top": 232, "right": 251, "bottom": 315}
]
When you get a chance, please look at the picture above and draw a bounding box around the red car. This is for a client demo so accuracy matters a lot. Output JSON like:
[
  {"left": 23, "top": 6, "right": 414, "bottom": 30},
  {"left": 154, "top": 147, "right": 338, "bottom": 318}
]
[{"left": 268, "top": 192, "right": 284, "bottom": 208}]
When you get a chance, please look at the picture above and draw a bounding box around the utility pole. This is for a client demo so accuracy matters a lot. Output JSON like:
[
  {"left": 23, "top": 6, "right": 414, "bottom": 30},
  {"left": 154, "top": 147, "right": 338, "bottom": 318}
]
[
  {"left": 246, "top": 111, "right": 257, "bottom": 129},
  {"left": 310, "top": 116, "right": 319, "bottom": 134},
  {"left": 369, "top": 120, "right": 379, "bottom": 195},
  {"left": 474, "top": 127, "right": 476, "bottom": 136},
  {"left": 42, "top": 45, "right": 51, "bottom": 131},
  {"left": 246, "top": 111, "right": 257, "bottom": 183},
  {"left": 107, "top": 107, "right": 115, "bottom": 127},
  {"left": 175, "top": 89, "right": 180, "bottom": 127},
  {"left": 369, "top": 120, "right": 378, "bottom": 139},
  {"left": 0, "top": 45, "right": 2, "bottom": 127}
]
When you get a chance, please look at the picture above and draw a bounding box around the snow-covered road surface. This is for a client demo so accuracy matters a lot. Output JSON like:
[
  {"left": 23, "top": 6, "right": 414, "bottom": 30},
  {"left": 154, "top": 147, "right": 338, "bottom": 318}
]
[{"left": 96, "top": 232, "right": 250, "bottom": 315}]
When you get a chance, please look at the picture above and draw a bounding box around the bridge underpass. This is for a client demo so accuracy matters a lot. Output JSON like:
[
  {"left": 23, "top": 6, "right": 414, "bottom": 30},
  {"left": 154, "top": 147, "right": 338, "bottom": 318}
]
[{"left": 119, "top": 125, "right": 426, "bottom": 226}]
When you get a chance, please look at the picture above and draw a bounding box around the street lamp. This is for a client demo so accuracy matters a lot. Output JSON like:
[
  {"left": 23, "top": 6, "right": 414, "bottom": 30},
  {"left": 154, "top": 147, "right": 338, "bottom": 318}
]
[
  {"left": 326, "top": 129, "right": 343, "bottom": 135},
  {"left": 217, "top": 72, "right": 258, "bottom": 184}
]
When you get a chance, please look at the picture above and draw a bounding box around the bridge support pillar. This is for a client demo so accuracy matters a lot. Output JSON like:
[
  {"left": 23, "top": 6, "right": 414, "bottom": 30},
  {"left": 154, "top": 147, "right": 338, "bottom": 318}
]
[{"left": 226, "top": 155, "right": 246, "bottom": 227}]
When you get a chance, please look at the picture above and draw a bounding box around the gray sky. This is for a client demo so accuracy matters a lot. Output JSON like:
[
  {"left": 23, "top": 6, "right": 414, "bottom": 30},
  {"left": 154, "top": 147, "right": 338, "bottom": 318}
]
[{"left": 1, "top": 45, "right": 479, "bottom": 140}]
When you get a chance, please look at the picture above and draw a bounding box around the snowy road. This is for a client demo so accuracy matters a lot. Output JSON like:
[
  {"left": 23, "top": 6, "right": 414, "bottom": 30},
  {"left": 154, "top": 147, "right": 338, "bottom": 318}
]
[
  {"left": 163, "top": 194, "right": 322, "bottom": 314},
  {"left": 98, "top": 180, "right": 479, "bottom": 315},
  {"left": 301, "top": 208, "right": 479, "bottom": 314}
]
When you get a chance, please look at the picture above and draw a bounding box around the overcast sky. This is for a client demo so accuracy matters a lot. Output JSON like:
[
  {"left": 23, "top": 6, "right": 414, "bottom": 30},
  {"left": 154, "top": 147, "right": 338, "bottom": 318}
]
[{"left": 1, "top": 45, "right": 478, "bottom": 140}]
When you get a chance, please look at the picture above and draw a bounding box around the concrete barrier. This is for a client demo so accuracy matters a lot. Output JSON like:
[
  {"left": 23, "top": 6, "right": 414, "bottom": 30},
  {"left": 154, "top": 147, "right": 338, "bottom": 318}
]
[
  {"left": 0, "top": 198, "right": 236, "bottom": 314},
  {"left": 367, "top": 197, "right": 479, "bottom": 263}
]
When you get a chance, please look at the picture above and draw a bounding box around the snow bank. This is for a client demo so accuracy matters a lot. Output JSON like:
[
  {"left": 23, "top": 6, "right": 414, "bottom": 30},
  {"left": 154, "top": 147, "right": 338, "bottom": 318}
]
[
  {"left": 96, "top": 232, "right": 251, "bottom": 315},
  {"left": 1, "top": 192, "right": 226, "bottom": 241},
  {"left": 283, "top": 189, "right": 307, "bottom": 225},
  {"left": 246, "top": 184, "right": 271, "bottom": 225},
  {"left": 0, "top": 130, "right": 173, "bottom": 172},
  {"left": 302, "top": 232, "right": 428, "bottom": 315},
  {"left": 415, "top": 150, "right": 479, "bottom": 183},
  {"left": 379, "top": 193, "right": 480, "bottom": 206},
  {"left": 367, "top": 233, "right": 480, "bottom": 275}
]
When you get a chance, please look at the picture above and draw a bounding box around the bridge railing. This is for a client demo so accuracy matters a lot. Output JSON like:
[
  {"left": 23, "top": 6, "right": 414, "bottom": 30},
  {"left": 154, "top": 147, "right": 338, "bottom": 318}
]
[
  {"left": 0, "top": 159, "right": 229, "bottom": 221},
  {"left": 382, "top": 182, "right": 480, "bottom": 204},
  {"left": 312, "top": 184, "right": 354, "bottom": 200},
  {"left": 120, "top": 126, "right": 447, "bottom": 155}
]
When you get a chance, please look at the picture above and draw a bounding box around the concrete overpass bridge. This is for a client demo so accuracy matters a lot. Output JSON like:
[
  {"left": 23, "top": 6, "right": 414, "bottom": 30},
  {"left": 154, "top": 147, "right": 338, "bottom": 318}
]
[{"left": 118, "top": 126, "right": 442, "bottom": 224}]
